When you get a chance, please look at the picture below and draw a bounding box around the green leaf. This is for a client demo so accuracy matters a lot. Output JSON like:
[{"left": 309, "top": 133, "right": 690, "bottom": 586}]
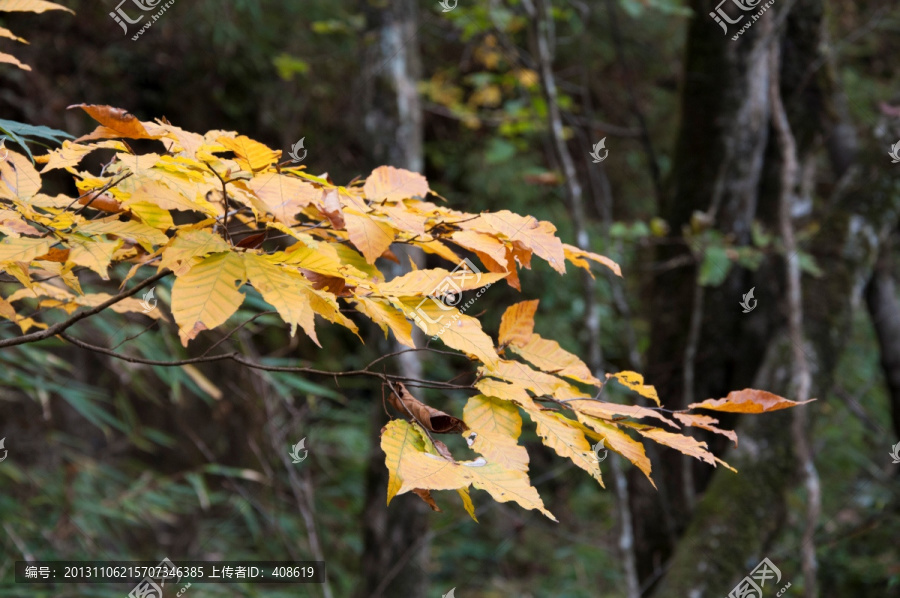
[{"left": 699, "top": 246, "right": 732, "bottom": 286}]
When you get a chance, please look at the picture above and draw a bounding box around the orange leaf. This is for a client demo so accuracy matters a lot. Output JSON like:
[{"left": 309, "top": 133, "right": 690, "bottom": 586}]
[
  {"left": 412, "top": 488, "right": 442, "bottom": 511},
  {"left": 605, "top": 371, "right": 660, "bottom": 406},
  {"left": 688, "top": 389, "right": 815, "bottom": 414},
  {"left": 344, "top": 210, "right": 396, "bottom": 264},
  {"left": 563, "top": 243, "right": 621, "bottom": 278},
  {"left": 69, "top": 104, "right": 159, "bottom": 141},
  {"left": 363, "top": 165, "right": 430, "bottom": 201},
  {"left": 498, "top": 300, "right": 538, "bottom": 347}
]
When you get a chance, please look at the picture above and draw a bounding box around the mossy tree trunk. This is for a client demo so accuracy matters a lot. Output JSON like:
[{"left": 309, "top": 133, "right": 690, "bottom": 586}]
[{"left": 637, "top": 0, "right": 900, "bottom": 593}]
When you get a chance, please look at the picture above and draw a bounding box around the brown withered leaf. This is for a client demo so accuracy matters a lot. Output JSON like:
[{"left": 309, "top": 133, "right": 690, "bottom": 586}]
[
  {"left": 321, "top": 189, "right": 345, "bottom": 229},
  {"left": 35, "top": 248, "right": 70, "bottom": 263},
  {"left": 688, "top": 389, "right": 815, "bottom": 414},
  {"left": 412, "top": 488, "right": 442, "bottom": 512},
  {"left": 300, "top": 269, "right": 347, "bottom": 295},
  {"left": 235, "top": 231, "right": 268, "bottom": 249},
  {"left": 389, "top": 382, "right": 468, "bottom": 434}
]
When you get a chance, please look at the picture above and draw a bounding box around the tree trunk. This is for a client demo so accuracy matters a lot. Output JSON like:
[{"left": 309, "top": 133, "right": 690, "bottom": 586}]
[
  {"left": 355, "top": 0, "right": 428, "bottom": 596},
  {"left": 645, "top": 0, "right": 900, "bottom": 594}
]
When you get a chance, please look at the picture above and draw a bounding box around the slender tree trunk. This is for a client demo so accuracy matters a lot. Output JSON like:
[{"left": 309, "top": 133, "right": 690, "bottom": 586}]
[
  {"left": 528, "top": 1, "right": 641, "bottom": 596},
  {"left": 865, "top": 241, "right": 900, "bottom": 441},
  {"left": 647, "top": 0, "right": 900, "bottom": 593},
  {"left": 356, "top": 0, "right": 428, "bottom": 596}
]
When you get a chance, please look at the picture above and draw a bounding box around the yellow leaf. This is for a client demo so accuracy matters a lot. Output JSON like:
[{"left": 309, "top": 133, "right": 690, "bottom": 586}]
[
  {"left": 353, "top": 296, "right": 415, "bottom": 348},
  {"left": 481, "top": 359, "right": 585, "bottom": 400},
  {"left": 344, "top": 209, "right": 396, "bottom": 264},
  {"left": 247, "top": 173, "right": 321, "bottom": 223},
  {"left": 672, "top": 412, "right": 738, "bottom": 447},
  {"left": 449, "top": 230, "right": 508, "bottom": 267},
  {"left": 243, "top": 253, "right": 320, "bottom": 345},
  {"left": 510, "top": 335, "right": 600, "bottom": 385},
  {"left": 281, "top": 241, "right": 360, "bottom": 279},
  {"left": 39, "top": 140, "right": 128, "bottom": 173},
  {"left": 376, "top": 201, "right": 428, "bottom": 236},
  {"left": 626, "top": 424, "right": 732, "bottom": 470},
  {"left": 392, "top": 296, "right": 499, "bottom": 368},
  {"left": 158, "top": 229, "right": 230, "bottom": 276},
  {"left": 463, "top": 395, "right": 529, "bottom": 471},
  {"left": 363, "top": 166, "right": 430, "bottom": 201},
  {"left": 382, "top": 421, "right": 555, "bottom": 520},
  {"left": 528, "top": 409, "right": 604, "bottom": 487},
  {"left": 688, "top": 389, "right": 815, "bottom": 413},
  {"left": 126, "top": 201, "right": 175, "bottom": 231},
  {"left": 0, "top": 209, "right": 40, "bottom": 236},
  {"left": 0, "top": 237, "right": 51, "bottom": 263},
  {"left": 66, "top": 234, "right": 123, "bottom": 280},
  {"left": 577, "top": 415, "right": 653, "bottom": 486},
  {"left": 0, "top": 26, "right": 26, "bottom": 42},
  {"left": 0, "top": 51, "right": 30, "bottom": 70},
  {"left": 499, "top": 300, "right": 538, "bottom": 346},
  {"left": 461, "top": 459, "right": 555, "bottom": 521},
  {"left": 171, "top": 252, "right": 247, "bottom": 346},
  {"left": 126, "top": 180, "right": 218, "bottom": 216},
  {"left": 474, "top": 377, "right": 539, "bottom": 411},
  {"left": 605, "top": 371, "right": 660, "bottom": 406},
  {"left": 456, "top": 488, "right": 478, "bottom": 522},
  {"left": 79, "top": 219, "right": 169, "bottom": 251},
  {"left": 381, "top": 419, "right": 430, "bottom": 504},
  {"left": 377, "top": 265, "right": 504, "bottom": 297},
  {"left": 8, "top": 280, "right": 72, "bottom": 302},
  {"left": 0, "top": 1, "right": 74, "bottom": 15},
  {"left": 0, "top": 150, "right": 41, "bottom": 200},
  {"left": 414, "top": 239, "right": 462, "bottom": 263},
  {"left": 216, "top": 135, "right": 281, "bottom": 172},
  {"left": 566, "top": 398, "right": 679, "bottom": 429},
  {"left": 562, "top": 243, "right": 621, "bottom": 278},
  {"left": 72, "top": 293, "right": 162, "bottom": 319}
]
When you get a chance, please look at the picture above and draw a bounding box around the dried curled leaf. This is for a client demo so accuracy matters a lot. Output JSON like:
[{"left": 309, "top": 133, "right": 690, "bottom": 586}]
[{"left": 389, "top": 382, "right": 468, "bottom": 434}]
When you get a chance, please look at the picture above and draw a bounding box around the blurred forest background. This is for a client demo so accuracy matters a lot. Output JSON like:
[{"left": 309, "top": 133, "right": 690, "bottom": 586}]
[{"left": 1, "top": 0, "right": 899, "bottom": 596}]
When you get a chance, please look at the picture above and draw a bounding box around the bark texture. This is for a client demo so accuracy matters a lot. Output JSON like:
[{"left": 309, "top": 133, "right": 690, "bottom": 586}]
[{"left": 355, "top": 0, "right": 428, "bottom": 595}]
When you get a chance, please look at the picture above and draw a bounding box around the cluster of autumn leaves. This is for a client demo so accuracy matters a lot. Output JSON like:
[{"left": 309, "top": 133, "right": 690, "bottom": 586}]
[{"left": 0, "top": 105, "right": 811, "bottom": 519}]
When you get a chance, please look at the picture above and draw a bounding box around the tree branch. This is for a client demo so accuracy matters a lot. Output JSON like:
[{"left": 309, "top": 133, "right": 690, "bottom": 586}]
[{"left": 0, "top": 269, "right": 170, "bottom": 349}]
